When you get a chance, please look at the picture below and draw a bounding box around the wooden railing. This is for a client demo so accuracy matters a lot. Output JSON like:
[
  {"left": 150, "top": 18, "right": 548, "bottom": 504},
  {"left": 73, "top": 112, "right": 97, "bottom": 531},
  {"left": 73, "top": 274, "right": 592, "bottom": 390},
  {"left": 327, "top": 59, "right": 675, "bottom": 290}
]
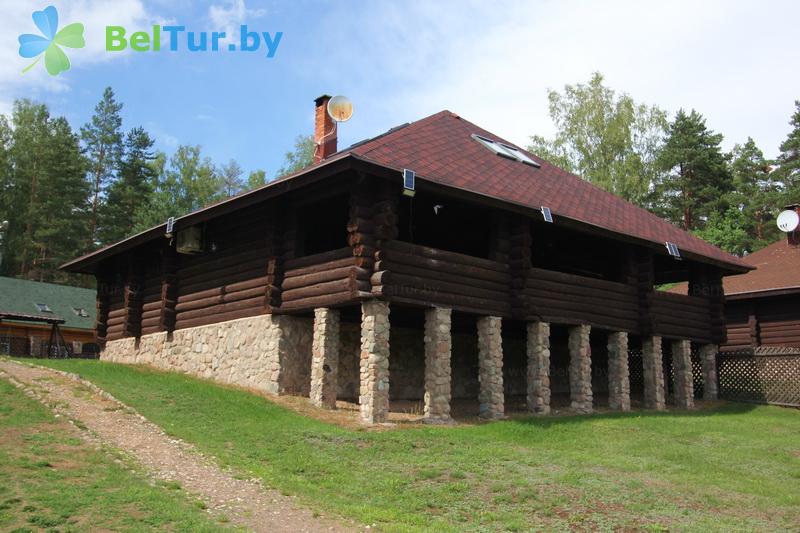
[
  {"left": 372, "top": 240, "right": 512, "bottom": 316},
  {"left": 523, "top": 267, "right": 639, "bottom": 332},
  {"left": 649, "top": 291, "right": 712, "bottom": 343},
  {"left": 280, "top": 247, "right": 368, "bottom": 311}
]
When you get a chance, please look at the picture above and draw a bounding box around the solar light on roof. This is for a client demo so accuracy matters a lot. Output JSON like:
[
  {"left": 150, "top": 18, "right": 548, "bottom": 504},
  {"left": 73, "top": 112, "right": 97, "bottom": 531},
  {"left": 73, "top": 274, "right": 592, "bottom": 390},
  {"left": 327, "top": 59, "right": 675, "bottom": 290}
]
[{"left": 402, "top": 169, "right": 416, "bottom": 197}]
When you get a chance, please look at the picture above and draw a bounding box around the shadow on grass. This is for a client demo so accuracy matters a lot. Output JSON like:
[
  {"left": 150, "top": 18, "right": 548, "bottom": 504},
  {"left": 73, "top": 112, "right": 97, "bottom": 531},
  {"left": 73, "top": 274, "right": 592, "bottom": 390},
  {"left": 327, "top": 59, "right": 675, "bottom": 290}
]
[{"left": 505, "top": 401, "right": 760, "bottom": 430}]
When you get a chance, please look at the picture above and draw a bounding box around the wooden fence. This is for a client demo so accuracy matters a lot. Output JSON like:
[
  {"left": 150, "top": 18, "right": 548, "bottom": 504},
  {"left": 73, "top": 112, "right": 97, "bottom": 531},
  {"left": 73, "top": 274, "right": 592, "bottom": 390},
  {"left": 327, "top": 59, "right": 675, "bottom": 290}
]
[{"left": 717, "top": 349, "right": 800, "bottom": 408}]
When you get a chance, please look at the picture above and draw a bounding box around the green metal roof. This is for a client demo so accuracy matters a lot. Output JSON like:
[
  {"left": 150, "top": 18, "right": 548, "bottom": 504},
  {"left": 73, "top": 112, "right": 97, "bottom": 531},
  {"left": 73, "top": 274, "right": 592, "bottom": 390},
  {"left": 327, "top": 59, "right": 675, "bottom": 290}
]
[{"left": 0, "top": 277, "right": 95, "bottom": 330}]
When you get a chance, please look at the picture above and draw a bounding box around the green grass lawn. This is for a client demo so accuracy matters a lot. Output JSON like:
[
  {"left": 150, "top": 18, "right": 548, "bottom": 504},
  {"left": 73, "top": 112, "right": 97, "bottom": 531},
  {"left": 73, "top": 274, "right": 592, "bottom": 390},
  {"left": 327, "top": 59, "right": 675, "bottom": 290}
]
[
  {"left": 0, "top": 374, "right": 232, "bottom": 532},
  {"left": 25, "top": 359, "right": 800, "bottom": 532}
]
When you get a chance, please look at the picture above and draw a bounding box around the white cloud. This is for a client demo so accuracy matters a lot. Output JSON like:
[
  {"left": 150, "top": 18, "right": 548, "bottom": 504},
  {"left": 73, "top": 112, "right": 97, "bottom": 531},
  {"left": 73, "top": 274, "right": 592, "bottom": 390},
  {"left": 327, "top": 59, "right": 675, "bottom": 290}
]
[
  {"left": 318, "top": 0, "right": 800, "bottom": 158},
  {"left": 0, "top": 0, "right": 156, "bottom": 101},
  {"left": 207, "top": 0, "right": 265, "bottom": 45}
]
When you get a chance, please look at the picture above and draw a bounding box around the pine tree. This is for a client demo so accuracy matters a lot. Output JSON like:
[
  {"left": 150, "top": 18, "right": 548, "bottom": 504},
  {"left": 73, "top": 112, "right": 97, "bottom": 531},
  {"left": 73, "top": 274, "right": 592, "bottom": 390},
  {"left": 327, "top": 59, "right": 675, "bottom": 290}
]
[
  {"left": 246, "top": 169, "right": 267, "bottom": 190},
  {"left": 30, "top": 117, "right": 90, "bottom": 282},
  {"left": 729, "top": 138, "right": 782, "bottom": 247},
  {"left": 652, "top": 109, "right": 733, "bottom": 230},
  {"left": 218, "top": 159, "right": 244, "bottom": 196},
  {"left": 99, "top": 127, "right": 156, "bottom": 244},
  {"left": 81, "top": 87, "right": 123, "bottom": 244},
  {"left": 775, "top": 100, "right": 800, "bottom": 203}
]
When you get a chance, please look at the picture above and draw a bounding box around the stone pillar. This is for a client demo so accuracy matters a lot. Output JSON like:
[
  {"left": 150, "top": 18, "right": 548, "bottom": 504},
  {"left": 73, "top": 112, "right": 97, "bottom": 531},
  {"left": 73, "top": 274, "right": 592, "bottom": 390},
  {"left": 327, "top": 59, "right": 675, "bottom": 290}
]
[
  {"left": 477, "top": 316, "right": 504, "bottom": 419},
  {"left": 310, "top": 308, "right": 340, "bottom": 409},
  {"left": 526, "top": 322, "right": 551, "bottom": 414},
  {"left": 699, "top": 344, "right": 718, "bottom": 400},
  {"left": 568, "top": 325, "right": 593, "bottom": 414},
  {"left": 607, "top": 332, "right": 630, "bottom": 411},
  {"left": 671, "top": 339, "right": 694, "bottom": 408},
  {"left": 642, "top": 336, "right": 665, "bottom": 410},
  {"left": 359, "top": 300, "right": 390, "bottom": 424},
  {"left": 424, "top": 307, "right": 452, "bottom": 423}
]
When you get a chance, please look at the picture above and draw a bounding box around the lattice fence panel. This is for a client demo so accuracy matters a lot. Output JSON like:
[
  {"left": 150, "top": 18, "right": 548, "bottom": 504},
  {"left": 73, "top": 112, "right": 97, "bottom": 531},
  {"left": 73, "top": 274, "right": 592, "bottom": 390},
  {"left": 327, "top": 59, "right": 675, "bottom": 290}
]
[
  {"left": 718, "top": 352, "right": 800, "bottom": 407},
  {"left": 628, "top": 349, "right": 643, "bottom": 394}
]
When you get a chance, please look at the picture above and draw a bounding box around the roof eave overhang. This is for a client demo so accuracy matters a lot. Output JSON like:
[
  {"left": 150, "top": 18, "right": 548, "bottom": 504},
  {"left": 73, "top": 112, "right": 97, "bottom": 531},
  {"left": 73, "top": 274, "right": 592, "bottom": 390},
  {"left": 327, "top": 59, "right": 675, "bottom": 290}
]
[
  {"left": 61, "top": 151, "right": 750, "bottom": 276},
  {"left": 349, "top": 156, "right": 751, "bottom": 275},
  {"left": 60, "top": 154, "right": 358, "bottom": 274},
  {"left": 725, "top": 286, "right": 800, "bottom": 301}
]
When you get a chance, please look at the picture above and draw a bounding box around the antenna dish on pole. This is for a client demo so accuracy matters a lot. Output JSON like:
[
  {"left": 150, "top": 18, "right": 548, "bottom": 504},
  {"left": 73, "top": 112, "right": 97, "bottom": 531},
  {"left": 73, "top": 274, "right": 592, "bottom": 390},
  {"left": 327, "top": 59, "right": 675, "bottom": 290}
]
[
  {"left": 327, "top": 95, "right": 353, "bottom": 122},
  {"left": 776, "top": 209, "right": 800, "bottom": 232}
]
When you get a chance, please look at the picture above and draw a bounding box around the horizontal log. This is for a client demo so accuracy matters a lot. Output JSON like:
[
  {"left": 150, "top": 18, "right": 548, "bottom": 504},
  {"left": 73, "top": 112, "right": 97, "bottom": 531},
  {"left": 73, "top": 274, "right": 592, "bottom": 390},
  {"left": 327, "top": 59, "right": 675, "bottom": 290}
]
[
  {"left": 142, "top": 301, "right": 162, "bottom": 313},
  {"left": 384, "top": 240, "right": 509, "bottom": 273},
  {"left": 524, "top": 281, "right": 638, "bottom": 308},
  {"left": 283, "top": 247, "right": 352, "bottom": 270},
  {"left": 179, "top": 247, "right": 270, "bottom": 279},
  {"left": 381, "top": 284, "right": 510, "bottom": 315},
  {"left": 650, "top": 291, "right": 708, "bottom": 307},
  {"left": 524, "top": 289, "right": 638, "bottom": 318},
  {"left": 180, "top": 256, "right": 268, "bottom": 286},
  {"left": 283, "top": 257, "right": 356, "bottom": 279},
  {"left": 282, "top": 278, "right": 369, "bottom": 302},
  {"left": 374, "top": 260, "right": 508, "bottom": 292},
  {"left": 380, "top": 249, "right": 510, "bottom": 285},
  {"left": 177, "top": 276, "right": 270, "bottom": 304},
  {"left": 381, "top": 271, "right": 509, "bottom": 304},
  {"left": 526, "top": 297, "right": 638, "bottom": 327},
  {"left": 279, "top": 290, "right": 357, "bottom": 310},
  {"left": 528, "top": 267, "right": 636, "bottom": 295},
  {"left": 281, "top": 266, "right": 358, "bottom": 291},
  {"left": 176, "top": 285, "right": 267, "bottom": 313},
  {"left": 175, "top": 307, "right": 265, "bottom": 330},
  {"left": 141, "top": 317, "right": 161, "bottom": 329},
  {"left": 108, "top": 308, "right": 126, "bottom": 319},
  {"left": 178, "top": 267, "right": 267, "bottom": 296},
  {"left": 521, "top": 307, "right": 634, "bottom": 331},
  {"left": 140, "top": 326, "right": 160, "bottom": 336},
  {"left": 176, "top": 296, "right": 265, "bottom": 322}
]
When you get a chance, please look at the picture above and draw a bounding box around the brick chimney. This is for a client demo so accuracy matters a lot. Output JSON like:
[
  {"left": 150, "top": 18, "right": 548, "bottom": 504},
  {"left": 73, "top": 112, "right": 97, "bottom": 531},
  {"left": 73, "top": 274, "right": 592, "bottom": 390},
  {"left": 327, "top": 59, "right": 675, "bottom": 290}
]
[
  {"left": 785, "top": 204, "right": 800, "bottom": 246},
  {"left": 314, "top": 95, "right": 336, "bottom": 163}
]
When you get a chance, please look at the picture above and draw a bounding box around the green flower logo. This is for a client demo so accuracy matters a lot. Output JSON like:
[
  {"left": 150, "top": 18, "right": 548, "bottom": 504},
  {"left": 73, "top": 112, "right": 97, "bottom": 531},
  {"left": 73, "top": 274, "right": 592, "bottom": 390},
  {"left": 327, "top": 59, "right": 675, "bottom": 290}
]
[{"left": 18, "top": 5, "right": 85, "bottom": 76}]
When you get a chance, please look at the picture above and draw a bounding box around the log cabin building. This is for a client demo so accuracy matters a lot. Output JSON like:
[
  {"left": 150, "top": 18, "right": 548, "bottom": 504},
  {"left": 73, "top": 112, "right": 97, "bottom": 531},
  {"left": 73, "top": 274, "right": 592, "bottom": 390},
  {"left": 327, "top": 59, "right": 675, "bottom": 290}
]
[
  {"left": 61, "top": 96, "right": 752, "bottom": 423},
  {"left": 672, "top": 205, "right": 800, "bottom": 352}
]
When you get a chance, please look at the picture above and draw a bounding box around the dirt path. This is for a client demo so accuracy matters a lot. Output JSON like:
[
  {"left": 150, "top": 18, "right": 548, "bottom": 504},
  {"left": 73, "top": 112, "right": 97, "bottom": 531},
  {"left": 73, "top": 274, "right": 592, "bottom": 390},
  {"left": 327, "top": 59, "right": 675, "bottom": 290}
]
[{"left": 0, "top": 360, "right": 357, "bottom": 533}]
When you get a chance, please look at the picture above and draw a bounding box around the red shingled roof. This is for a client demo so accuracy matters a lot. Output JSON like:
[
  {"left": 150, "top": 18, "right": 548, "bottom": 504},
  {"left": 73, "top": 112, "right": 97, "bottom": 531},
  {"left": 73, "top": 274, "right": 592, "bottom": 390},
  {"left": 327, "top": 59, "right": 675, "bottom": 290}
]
[
  {"left": 671, "top": 239, "right": 800, "bottom": 297},
  {"left": 345, "top": 110, "right": 748, "bottom": 270}
]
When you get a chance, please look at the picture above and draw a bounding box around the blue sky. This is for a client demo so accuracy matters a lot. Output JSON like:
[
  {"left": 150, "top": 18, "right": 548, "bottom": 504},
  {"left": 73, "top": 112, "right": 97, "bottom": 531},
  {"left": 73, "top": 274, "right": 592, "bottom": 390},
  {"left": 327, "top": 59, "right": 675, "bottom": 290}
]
[{"left": 2, "top": 0, "right": 799, "bottom": 178}]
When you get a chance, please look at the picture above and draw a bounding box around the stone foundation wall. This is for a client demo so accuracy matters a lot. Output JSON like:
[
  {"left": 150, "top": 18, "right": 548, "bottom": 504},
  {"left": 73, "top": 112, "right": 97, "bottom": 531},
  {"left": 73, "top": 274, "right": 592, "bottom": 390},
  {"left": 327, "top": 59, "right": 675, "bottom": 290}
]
[{"left": 102, "top": 314, "right": 312, "bottom": 395}]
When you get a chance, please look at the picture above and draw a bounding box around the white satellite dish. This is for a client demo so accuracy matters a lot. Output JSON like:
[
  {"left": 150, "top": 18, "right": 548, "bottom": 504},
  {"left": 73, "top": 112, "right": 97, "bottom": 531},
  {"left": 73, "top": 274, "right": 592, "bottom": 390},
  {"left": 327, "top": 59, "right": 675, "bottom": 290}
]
[
  {"left": 327, "top": 95, "right": 353, "bottom": 122},
  {"left": 776, "top": 209, "right": 800, "bottom": 232}
]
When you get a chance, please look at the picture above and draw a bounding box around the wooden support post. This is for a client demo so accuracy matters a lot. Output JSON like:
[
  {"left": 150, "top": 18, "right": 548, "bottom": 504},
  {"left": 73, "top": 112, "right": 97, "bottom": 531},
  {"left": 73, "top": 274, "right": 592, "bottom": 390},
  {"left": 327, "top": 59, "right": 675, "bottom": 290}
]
[
  {"left": 367, "top": 181, "right": 398, "bottom": 297},
  {"left": 123, "top": 260, "right": 145, "bottom": 338},
  {"left": 635, "top": 249, "right": 655, "bottom": 337},
  {"left": 95, "top": 274, "right": 111, "bottom": 346},
  {"left": 159, "top": 244, "right": 178, "bottom": 333},
  {"left": 509, "top": 218, "right": 532, "bottom": 318},
  {"left": 265, "top": 214, "right": 283, "bottom": 311}
]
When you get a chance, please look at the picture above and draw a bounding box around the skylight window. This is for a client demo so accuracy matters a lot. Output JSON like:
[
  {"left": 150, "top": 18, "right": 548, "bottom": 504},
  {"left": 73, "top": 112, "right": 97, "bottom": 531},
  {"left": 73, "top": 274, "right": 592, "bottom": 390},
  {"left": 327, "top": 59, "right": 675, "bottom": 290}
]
[
  {"left": 471, "top": 134, "right": 541, "bottom": 167},
  {"left": 73, "top": 307, "right": 89, "bottom": 317},
  {"left": 34, "top": 303, "right": 52, "bottom": 313}
]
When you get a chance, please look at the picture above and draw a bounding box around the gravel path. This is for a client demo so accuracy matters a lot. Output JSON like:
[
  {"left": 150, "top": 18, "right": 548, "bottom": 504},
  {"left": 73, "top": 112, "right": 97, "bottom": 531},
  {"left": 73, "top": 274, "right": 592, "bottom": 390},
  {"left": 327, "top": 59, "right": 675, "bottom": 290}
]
[{"left": 0, "top": 360, "right": 357, "bottom": 533}]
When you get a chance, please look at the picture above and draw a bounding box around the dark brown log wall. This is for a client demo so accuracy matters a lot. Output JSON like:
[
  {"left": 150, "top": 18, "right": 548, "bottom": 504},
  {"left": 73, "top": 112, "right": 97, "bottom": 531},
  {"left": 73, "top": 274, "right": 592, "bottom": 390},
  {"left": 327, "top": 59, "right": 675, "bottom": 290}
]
[
  {"left": 524, "top": 267, "right": 639, "bottom": 332},
  {"left": 174, "top": 208, "right": 272, "bottom": 330},
  {"left": 649, "top": 291, "right": 712, "bottom": 343},
  {"left": 755, "top": 296, "right": 800, "bottom": 348},
  {"left": 281, "top": 247, "right": 365, "bottom": 310},
  {"left": 373, "top": 240, "right": 512, "bottom": 316}
]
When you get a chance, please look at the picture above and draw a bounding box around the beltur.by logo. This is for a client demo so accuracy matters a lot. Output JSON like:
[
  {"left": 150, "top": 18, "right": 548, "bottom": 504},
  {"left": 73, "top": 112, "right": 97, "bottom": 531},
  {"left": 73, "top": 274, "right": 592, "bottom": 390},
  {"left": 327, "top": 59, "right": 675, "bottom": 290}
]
[
  {"left": 18, "top": 5, "right": 85, "bottom": 76},
  {"left": 105, "top": 25, "right": 283, "bottom": 57}
]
